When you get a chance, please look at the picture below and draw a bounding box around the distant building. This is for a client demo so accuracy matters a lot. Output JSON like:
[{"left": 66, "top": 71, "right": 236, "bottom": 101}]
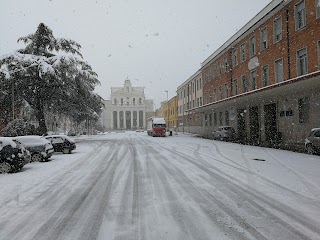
[
  {"left": 103, "top": 79, "right": 154, "bottom": 130},
  {"left": 161, "top": 96, "right": 178, "bottom": 131}
]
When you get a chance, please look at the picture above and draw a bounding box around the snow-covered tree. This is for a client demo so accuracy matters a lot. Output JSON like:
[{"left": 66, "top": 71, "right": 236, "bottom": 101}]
[{"left": 0, "top": 23, "right": 103, "bottom": 134}]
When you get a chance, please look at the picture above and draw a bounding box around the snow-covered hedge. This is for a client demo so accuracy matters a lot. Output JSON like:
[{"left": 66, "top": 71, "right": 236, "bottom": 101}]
[{"left": 1, "top": 119, "right": 37, "bottom": 137}]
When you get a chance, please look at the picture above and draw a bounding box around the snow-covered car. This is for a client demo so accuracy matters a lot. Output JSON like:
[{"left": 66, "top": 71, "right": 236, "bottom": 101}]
[
  {"left": 44, "top": 135, "right": 76, "bottom": 154},
  {"left": 0, "top": 137, "right": 31, "bottom": 173},
  {"left": 12, "top": 136, "right": 54, "bottom": 162},
  {"left": 305, "top": 128, "right": 320, "bottom": 155},
  {"left": 212, "top": 126, "right": 236, "bottom": 141}
]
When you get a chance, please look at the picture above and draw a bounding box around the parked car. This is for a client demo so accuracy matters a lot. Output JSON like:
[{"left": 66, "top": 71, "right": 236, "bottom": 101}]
[
  {"left": 0, "top": 137, "right": 31, "bottom": 173},
  {"left": 44, "top": 135, "right": 76, "bottom": 154},
  {"left": 305, "top": 128, "right": 320, "bottom": 155},
  {"left": 13, "top": 136, "right": 54, "bottom": 162},
  {"left": 212, "top": 126, "right": 236, "bottom": 141}
]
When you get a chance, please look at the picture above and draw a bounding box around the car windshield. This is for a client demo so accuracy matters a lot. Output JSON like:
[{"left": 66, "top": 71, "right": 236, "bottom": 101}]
[{"left": 1, "top": 1, "right": 320, "bottom": 239}]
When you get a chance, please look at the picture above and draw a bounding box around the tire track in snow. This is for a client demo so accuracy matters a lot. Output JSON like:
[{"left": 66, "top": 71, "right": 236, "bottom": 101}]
[
  {"left": 170, "top": 141, "right": 318, "bottom": 203},
  {"left": 1, "top": 140, "right": 120, "bottom": 240},
  {"left": 157, "top": 144, "right": 320, "bottom": 240},
  {"left": 263, "top": 148, "right": 320, "bottom": 199},
  {"left": 0, "top": 140, "right": 106, "bottom": 211},
  {"left": 149, "top": 145, "right": 265, "bottom": 240}
]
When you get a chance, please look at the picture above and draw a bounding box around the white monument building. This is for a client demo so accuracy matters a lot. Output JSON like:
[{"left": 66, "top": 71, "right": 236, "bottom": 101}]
[{"left": 103, "top": 79, "right": 154, "bottom": 131}]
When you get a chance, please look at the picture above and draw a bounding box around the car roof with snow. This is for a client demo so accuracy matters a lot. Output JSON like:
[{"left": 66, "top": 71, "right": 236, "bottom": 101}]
[
  {"left": 12, "top": 135, "right": 51, "bottom": 146},
  {"left": 45, "top": 134, "right": 75, "bottom": 143}
]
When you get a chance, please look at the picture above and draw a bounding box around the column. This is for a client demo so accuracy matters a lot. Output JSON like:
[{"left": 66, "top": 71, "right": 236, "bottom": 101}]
[
  {"left": 117, "top": 111, "right": 120, "bottom": 130},
  {"left": 110, "top": 111, "right": 113, "bottom": 130},
  {"left": 131, "top": 111, "right": 133, "bottom": 129},
  {"left": 143, "top": 111, "right": 146, "bottom": 129}
]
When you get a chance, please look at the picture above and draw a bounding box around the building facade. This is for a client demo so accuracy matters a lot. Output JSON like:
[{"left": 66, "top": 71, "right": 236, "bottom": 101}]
[
  {"left": 177, "top": 70, "right": 203, "bottom": 133},
  {"left": 161, "top": 96, "right": 178, "bottom": 131},
  {"left": 103, "top": 79, "right": 154, "bottom": 130},
  {"left": 181, "top": 0, "right": 320, "bottom": 148}
]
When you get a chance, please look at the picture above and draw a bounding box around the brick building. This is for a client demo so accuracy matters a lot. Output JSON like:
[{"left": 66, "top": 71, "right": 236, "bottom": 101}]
[{"left": 184, "top": 0, "right": 320, "bottom": 148}]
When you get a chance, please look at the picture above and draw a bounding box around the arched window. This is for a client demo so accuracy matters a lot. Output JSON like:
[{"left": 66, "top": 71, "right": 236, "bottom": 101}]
[
  {"left": 133, "top": 98, "right": 136, "bottom": 105},
  {"left": 126, "top": 97, "right": 130, "bottom": 105},
  {"left": 121, "top": 98, "right": 124, "bottom": 106},
  {"left": 139, "top": 98, "right": 142, "bottom": 105}
]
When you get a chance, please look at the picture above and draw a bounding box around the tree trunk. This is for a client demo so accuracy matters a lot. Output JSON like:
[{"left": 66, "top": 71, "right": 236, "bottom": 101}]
[{"left": 35, "top": 98, "right": 47, "bottom": 135}]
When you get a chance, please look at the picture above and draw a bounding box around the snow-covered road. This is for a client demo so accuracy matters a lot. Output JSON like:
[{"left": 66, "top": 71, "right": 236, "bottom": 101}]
[{"left": 1, "top": 132, "right": 320, "bottom": 240}]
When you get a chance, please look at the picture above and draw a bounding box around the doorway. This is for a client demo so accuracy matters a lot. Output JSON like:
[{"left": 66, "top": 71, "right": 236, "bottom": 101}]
[
  {"left": 264, "top": 103, "right": 278, "bottom": 144},
  {"left": 237, "top": 109, "right": 247, "bottom": 144},
  {"left": 249, "top": 106, "right": 260, "bottom": 145}
]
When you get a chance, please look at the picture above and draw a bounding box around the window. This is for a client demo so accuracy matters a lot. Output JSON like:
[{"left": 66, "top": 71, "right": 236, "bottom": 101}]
[
  {"left": 232, "top": 49, "right": 238, "bottom": 67},
  {"left": 219, "top": 112, "right": 223, "bottom": 125},
  {"left": 196, "top": 80, "right": 199, "bottom": 90},
  {"left": 242, "top": 75, "right": 248, "bottom": 93},
  {"left": 260, "top": 27, "right": 268, "bottom": 50},
  {"left": 133, "top": 98, "right": 135, "bottom": 105},
  {"left": 225, "top": 84, "right": 229, "bottom": 98},
  {"left": 240, "top": 43, "right": 246, "bottom": 62},
  {"left": 213, "top": 89, "right": 217, "bottom": 102},
  {"left": 192, "top": 100, "right": 195, "bottom": 108},
  {"left": 52, "top": 137, "right": 64, "bottom": 144},
  {"left": 114, "top": 98, "right": 117, "bottom": 105},
  {"left": 219, "top": 86, "right": 222, "bottom": 99},
  {"left": 295, "top": 0, "right": 306, "bottom": 30},
  {"left": 297, "top": 47, "right": 308, "bottom": 76},
  {"left": 199, "top": 78, "right": 202, "bottom": 89},
  {"left": 233, "top": 79, "right": 238, "bottom": 95},
  {"left": 274, "top": 17, "right": 282, "bottom": 42},
  {"left": 218, "top": 61, "right": 222, "bottom": 75},
  {"left": 197, "top": 98, "right": 199, "bottom": 107},
  {"left": 225, "top": 111, "right": 229, "bottom": 125},
  {"left": 209, "top": 114, "right": 212, "bottom": 126},
  {"left": 139, "top": 98, "right": 142, "bottom": 105},
  {"left": 317, "top": 0, "right": 320, "bottom": 18},
  {"left": 262, "top": 65, "right": 269, "bottom": 87},
  {"left": 299, "top": 97, "right": 310, "bottom": 123},
  {"left": 275, "top": 59, "right": 284, "bottom": 82},
  {"left": 250, "top": 70, "right": 257, "bottom": 90},
  {"left": 200, "top": 97, "right": 202, "bottom": 106},
  {"left": 121, "top": 98, "right": 124, "bottom": 105},
  {"left": 224, "top": 56, "right": 229, "bottom": 72},
  {"left": 213, "top": 112, "right": 217, "bottom": 126},
  {"left": 250, "top": 36, "right": 256, "bottom": 56}
]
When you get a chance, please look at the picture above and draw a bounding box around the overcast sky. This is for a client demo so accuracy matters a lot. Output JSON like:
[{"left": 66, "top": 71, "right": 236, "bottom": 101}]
[{"left": 1, "top": 0, "right": 271, "bottom": 108}]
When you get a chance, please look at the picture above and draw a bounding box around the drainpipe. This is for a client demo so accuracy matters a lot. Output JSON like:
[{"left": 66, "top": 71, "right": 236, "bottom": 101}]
[{"left": 286, "top": 9, "right": 291, "bottom": 80}]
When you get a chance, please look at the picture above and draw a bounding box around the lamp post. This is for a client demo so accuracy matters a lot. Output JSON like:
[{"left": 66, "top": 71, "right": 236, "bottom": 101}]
[{"left": 165, "top": 90, "right": 169, "bottom": 131}]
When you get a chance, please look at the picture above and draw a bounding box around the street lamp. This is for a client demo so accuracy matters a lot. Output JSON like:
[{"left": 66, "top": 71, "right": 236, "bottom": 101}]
[{"left": 165, "top": 90, "right": 169, "bottom": 131}]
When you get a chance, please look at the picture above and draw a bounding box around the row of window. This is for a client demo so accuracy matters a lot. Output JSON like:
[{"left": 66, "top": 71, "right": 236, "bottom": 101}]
[
  {"left": 204, "top": 0, "right": 316, "bottom": 84},
  {"left": 204, "top": 111, "right": 229, "bottom": 127},
  {"left": 178, "top": 78, "right": 202, "bottom": 101},
  {"left": 203, "top": 96, "right": 309, "bottom": 128},
  {"left": 203, "top": 45, "right": 311, "bottom": 104},
  {"left": 113, "top": 97, "right": 143, "bottom": 105}
]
